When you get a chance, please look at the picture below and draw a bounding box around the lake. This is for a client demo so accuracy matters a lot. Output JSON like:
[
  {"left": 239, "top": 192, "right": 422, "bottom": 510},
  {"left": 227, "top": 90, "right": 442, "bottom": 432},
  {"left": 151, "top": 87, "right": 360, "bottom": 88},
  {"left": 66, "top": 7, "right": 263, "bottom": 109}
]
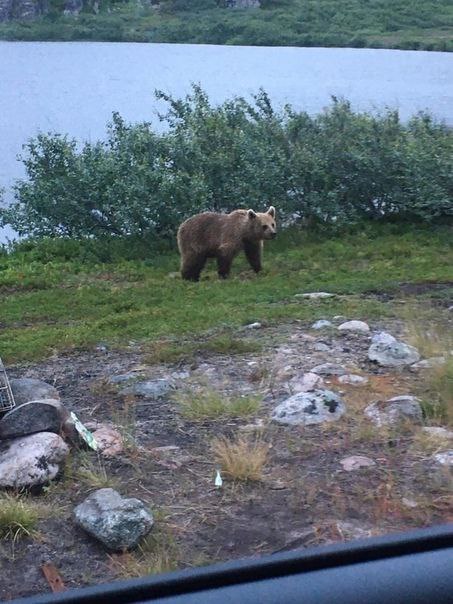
[{"left": 1, "top": 42, "right": 452, "bottom": 243}]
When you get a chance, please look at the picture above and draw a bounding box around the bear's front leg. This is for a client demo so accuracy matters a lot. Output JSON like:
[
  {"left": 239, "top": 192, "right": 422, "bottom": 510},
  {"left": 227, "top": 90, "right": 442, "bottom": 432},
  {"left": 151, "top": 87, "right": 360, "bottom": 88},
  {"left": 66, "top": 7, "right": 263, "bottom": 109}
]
[
  {"left": 244, "top": 241, "right": 262, "bottom": 273},
  {"left": 217, "top": 252, "right": 233, "bottom": 279}
]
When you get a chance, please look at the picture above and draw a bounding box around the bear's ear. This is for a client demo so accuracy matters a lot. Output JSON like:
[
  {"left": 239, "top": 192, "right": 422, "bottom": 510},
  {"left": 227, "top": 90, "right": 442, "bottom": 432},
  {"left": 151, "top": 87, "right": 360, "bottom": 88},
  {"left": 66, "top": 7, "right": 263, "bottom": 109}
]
[
  {"left": 267, "top": 206, "right": 276, "bottom": 218},
  {"left": 247, "top": 209, "right": 257, "bottom": 219}
]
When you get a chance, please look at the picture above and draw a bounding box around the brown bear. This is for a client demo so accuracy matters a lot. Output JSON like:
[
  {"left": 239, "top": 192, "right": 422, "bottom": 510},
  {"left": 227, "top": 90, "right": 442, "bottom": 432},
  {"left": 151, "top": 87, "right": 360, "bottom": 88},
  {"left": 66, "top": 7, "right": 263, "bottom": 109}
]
[{"left": 177, "top": 206, "right": 277, "bottom": 281}]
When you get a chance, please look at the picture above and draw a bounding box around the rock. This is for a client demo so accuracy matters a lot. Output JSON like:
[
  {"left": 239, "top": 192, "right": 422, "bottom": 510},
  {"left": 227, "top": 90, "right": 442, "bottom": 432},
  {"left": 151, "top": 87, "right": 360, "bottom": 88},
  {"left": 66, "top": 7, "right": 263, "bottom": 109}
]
[
  {"left": 245, "top": 322, "right": 262, "bottom": 329},
  {"left": 371, "top": 332, "right": 397, "bottom": 345},
  {"left": 338, "top": 320, "right": 370, "bottom": 333},
  {"left": 422, "top": 427, "right": 453, "bottom": 441},
  {"left": 311, "top": 320, "right": 333, "bottom": 330},
  {"left": 313, "top": 342, "right": 330, "bottom": 352},
  {"left": 338, "top": 374, "right": 369, "bottom": 386},
  {"left": 289, "top": 372, "right": 324, "bottom": 393},
  {"left": 401, "top": 497, "right": 418, "bottom": 509},
  {"left": 334, "top": 521, "right": 379, "bottom": 541},
  {"left": 448, "top": 306, "right": 453, "bottom": 312},
  {"left": 120, "top": 378, "right": 173, "bottom": 399},
  {"left": 364, "top": 395, "right": 423, "bottom": 427},
  {"left": 92, "top": 425, "right": 123, "bottom": 457},
  {"left": 0, "top": 432, "right": 69, "bottom": 488},
  {"left": 311, "top": 363, "right": 347, "bottom": 376},
  {"left": 109, "top": 372, "right": 140, "bottom": 385},
  {"left": 271, "top": 389, "right": 345, "bottom": 426},
  {"left": 295, "top": 292, "right": 335, "bottom": 299},
  {"left": 239, "top": 419, "right": 266, "bottom": 433},
  {"left": 433, "top": 451, "right": 453, "bottom": 467},
  {"left": 10, "top": 378, "right": 59, "bottom": 406},
  {"left": 340, "top": 455, "right": 376, "bottom": 471},
  {"left": 0, "top": 399, "right": 69, "bottom": 440},
  {"left": 410, "top": 357, "right": 446, "bottom": 371},
  {"left": 368, "top": 339, "right": 420, "bottom": 367},
  {"left": 74, "top": 488, "right": 154, "bottom": 551}
]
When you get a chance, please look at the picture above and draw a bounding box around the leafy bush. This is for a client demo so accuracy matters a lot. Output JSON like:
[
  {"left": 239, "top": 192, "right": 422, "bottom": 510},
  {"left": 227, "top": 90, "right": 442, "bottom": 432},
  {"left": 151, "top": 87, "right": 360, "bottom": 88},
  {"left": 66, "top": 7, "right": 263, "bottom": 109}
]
[{"left": 1, "top": 86, "right": 452, "bottom": 240}]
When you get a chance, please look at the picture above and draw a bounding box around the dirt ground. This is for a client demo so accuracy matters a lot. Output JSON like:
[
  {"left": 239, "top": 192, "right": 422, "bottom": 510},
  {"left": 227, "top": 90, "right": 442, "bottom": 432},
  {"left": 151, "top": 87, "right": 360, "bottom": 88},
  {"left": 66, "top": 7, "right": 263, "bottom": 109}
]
[{"left": 1, "top": 315, "right": 452, "bottom": 600}]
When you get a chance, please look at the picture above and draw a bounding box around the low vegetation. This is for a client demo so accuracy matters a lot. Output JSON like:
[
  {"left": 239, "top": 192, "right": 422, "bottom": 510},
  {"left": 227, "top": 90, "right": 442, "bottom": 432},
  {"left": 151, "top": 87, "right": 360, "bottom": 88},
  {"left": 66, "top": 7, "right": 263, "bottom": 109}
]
[
  {"left": 0, "top": 222, "right": 451, "bottom": 363},
  {"left": 1, "top": 0, "right": 452, "bottom": 51},
  {"left": 176, "top": 388, "right": 261, "bottom": 421},
  {"left": 0, "top": 494, "right": 41, "bottom": 542}
]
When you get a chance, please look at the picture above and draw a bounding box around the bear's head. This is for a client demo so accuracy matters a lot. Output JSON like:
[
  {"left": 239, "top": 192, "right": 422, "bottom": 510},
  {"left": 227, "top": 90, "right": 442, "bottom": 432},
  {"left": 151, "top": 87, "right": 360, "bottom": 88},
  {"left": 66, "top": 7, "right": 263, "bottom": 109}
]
[{"left": 247, "top": 206, "right": 277, "bottom": 241}]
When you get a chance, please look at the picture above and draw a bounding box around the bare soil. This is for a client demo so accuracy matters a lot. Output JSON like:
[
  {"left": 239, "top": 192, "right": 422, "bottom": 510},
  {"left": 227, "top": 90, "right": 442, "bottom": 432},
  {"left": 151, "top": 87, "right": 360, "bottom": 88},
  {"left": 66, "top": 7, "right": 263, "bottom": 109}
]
[{"left": 1, "top": 317, "right": 452, "bottom": 600}]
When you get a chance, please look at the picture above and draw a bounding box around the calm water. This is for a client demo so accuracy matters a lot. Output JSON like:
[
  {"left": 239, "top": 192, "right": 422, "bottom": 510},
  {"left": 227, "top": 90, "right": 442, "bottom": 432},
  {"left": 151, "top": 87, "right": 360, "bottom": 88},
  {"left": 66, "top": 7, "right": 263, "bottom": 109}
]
[{"left": 1, "top": 42, "right": 452, "bottom": 242}]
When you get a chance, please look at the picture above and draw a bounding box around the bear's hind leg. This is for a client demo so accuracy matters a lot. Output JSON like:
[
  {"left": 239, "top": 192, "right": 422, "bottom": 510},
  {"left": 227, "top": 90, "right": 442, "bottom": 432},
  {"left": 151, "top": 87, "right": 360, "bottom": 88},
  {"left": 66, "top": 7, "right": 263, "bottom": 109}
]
[{"left": 181, "top": 255, "right": 207, "bottom": 282}]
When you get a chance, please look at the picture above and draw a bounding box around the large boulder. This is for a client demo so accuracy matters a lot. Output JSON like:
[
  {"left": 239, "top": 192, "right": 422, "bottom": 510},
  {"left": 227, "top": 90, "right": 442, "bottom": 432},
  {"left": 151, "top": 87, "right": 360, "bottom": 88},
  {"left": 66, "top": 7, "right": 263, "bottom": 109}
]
[
  {"left": 364, "top": 395, "right": 423, "bottom": 427},
  {"left": 368, "top": 339, "right": 420, "bottom": 367},
  {"left": 0, "top": 399, "right": 69, "bottom": 439},
  {"left": 271, "top": 389, "right": 345, "bottom": 426},
  {"left": 74, "top": 488, "right": 154, "bottom": 551},
  {"left": 10, "top": 378, "right": 59, "bottom": 406},
  {"left": 0, "top": 432, "right": 69, "bottom": 488}
]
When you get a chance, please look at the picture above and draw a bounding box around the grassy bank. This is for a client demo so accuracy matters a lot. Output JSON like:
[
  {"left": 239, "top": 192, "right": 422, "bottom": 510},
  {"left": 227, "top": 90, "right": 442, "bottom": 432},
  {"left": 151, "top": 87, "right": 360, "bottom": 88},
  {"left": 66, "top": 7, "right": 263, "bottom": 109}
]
[
  {"left": 0, "top": 0, "right": 452, "bottom": 50},
  {"left": 1, "top": 223, "right": 452, "bottom": 362}
]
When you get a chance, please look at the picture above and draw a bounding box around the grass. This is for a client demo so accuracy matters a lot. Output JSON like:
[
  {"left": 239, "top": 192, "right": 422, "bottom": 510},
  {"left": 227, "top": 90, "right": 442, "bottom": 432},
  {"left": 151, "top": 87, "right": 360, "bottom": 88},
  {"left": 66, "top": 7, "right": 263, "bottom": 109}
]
[
  {"left": 0, "top": 494, "right": 41, "bottom": 542},
  {"left": 75, "top": 453, "right": 119, "bottom": 490},
  {"left": 0, "top": 223, "right": 452, "bottom": 363},
  {"left": 0, "top": 0, "right": 452, "bottom": 51},
  {"left": 405, "top": 316, "right": 453, "bottom": 426},
  {"left": 144, "top": 334, "right": 261, "bottom": 365},
  {"left": 212, "top": 436, "right": 269, "bottom": 481},
  {"left": 175, "top": 388, "right": 262, "bottom": 421}
]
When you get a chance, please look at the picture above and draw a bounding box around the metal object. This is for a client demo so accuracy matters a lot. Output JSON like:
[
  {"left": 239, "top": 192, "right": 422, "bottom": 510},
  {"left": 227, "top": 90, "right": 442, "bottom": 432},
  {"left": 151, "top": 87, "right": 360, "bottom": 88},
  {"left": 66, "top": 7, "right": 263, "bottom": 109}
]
[{"left": 0, "top": 357, "right": 15, "bottom": 412}]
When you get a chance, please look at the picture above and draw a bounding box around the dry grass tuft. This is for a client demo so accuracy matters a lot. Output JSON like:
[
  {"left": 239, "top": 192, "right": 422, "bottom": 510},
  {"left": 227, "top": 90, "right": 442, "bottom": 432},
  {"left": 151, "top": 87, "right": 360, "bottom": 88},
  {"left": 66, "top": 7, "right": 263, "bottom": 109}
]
[
  {"left": 212, "top": 436, "right": 269, "bottom": 482},
  {"left": 75, "top": 453, "right": 119, "bottom": 490}
]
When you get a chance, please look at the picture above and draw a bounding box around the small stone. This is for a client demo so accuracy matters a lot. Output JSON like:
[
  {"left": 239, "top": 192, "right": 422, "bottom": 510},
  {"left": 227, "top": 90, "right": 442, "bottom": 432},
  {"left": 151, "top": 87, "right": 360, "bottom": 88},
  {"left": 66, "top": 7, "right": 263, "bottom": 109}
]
[
  {"left": 239, "top": 419, "right": 266, "bottom": 433},
  {"left": 338, "top": 374, "right": 369, "bottom": 386},
  {"left": 334, "top": 521, "right": 378, "bottom": 541},
  {"left": 433, "top": 451, "right": 453, "bottom": 466},
  {"left": 410, "top": 357, "right": 446, "bottom": 371},
  {"left": 311, "top": 363, "right": 347, "bottom": 376},
  {"left": 314, "top": 342, "right": 330, "bottom": 352},
  {"left": 0, "top": 432, "right": 69, "bottom": 488},
  {"left": 311, "top": 320, "right": 333, "bottom": 330},
  {"left": 245, "top": 322, "right": 262, "bottom": 329},
  {"left": 295, "top": 292, "right": 335, "bottom": 299},
  {"left": 271, "top": 389, "right": 345, "bottom": 426},
  {"left": 92, "top": 425, "right": 123, "bottom": 457},
  {"left": 74, "top": 488, "right": 154, "bottom": 551},
  {"left": 0, "top": 399, "right": 69, "bottom": 440},
  {"left": 340, "top": 455, "right": 376, "bottom": 471},
  {"left": 120, "top": 378, "right": 174, "bottom": 399},
  {"left": 338, "top": 320, "right": 370, "bottom": 333},
  {"left": 448, "top": 306, "right": 453, "bottom": 312},
  {"left": 289, "top": 372, "right": 324, "bottom": 393},
  {"left": 401, "top": 498, "right": 418, "bottom": 509},
  {"left": 422, "top": 427, "right": 453, "bottom": 441},
  {"left": 109, "top": 372, "right": 141, "bottom": 385},
  {"left": 364, "top": 395, "right": 423, "bottom": 427},
  {"left": 10, "top": 378, "right": 59, "bottom": 406}
]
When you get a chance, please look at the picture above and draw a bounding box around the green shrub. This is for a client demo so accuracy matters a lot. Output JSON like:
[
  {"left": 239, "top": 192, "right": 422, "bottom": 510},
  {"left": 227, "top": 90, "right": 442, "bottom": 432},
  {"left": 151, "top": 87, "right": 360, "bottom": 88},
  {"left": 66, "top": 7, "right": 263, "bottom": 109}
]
[{"left": 1, "top": 86, "right": 452, "bottom": 240}]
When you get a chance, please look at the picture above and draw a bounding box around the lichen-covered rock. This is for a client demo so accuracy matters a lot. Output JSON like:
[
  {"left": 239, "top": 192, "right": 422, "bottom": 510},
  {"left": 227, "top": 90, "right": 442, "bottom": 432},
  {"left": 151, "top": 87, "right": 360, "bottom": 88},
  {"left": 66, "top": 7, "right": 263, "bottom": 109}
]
[
  {"left": 120, "top": 378, "right": 173, "bottom": 399},
  {"left": 74, "top": 488, "right": 154, "bottom": 551},
  {"left": 271, "top": 389, "right": 345, "bottom": 426},
  {"left": 0, "top": 432, "right": 69, "bottom": 488},
  {"left": 368, "top": 340, "right": 420, "bottom": 367}
]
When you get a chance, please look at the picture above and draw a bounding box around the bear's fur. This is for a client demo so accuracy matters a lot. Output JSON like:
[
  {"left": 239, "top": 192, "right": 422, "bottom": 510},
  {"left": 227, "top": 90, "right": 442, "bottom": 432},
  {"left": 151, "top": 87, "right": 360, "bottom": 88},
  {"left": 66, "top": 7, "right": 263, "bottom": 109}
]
[{"left": 177, "top": 206, "right": 277, "bottom": 281}]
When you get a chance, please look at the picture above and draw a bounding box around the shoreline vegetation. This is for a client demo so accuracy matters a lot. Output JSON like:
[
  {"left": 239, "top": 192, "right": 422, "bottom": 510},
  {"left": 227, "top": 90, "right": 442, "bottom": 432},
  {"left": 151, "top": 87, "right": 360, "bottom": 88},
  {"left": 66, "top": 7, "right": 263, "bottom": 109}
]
[{"left": 0, "top": 1, "right": 452, "bottom": 51}]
